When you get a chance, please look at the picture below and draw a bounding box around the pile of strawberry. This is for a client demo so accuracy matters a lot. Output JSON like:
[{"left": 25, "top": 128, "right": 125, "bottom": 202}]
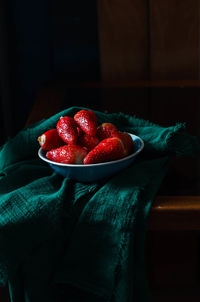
[{"left": 38, "top": 109, "right": 133, "bottom": 165}]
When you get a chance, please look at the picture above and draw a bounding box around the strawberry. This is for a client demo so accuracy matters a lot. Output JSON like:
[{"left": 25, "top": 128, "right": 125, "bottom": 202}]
[
  {"left": 57, "top": 116, "right": 78, "bottom": 144},
  {"left": 77, "top": 126, "right": 84, "bottom": 137},
  {"left": 78, "top": 133, "right": 100, "bottom": 151},
  {"left": 97, "top": 123, "right": 119, "bottom": 140},
  {"left": 74, "top": 110, "right": 98, "bottom": 136},
  {"left": 37, "top": 129, "right": 65, "bottom": 151},
  {"left": 46, "top": 145, "right": 88, "bottom": 164},
  {"left": 83, "top": 137, "right": 125, "bottom": 165},
  {"left": 97, "top": 123, "right": 133, "bottom": 156},
  {"left": 117, "top": 132, "right": 133, "bottom": 156}
]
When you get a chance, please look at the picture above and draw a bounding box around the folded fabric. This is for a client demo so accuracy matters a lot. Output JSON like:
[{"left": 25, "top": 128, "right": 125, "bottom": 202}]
[{"left": 0, "top": 107, "right": 199, "bottom": 302}]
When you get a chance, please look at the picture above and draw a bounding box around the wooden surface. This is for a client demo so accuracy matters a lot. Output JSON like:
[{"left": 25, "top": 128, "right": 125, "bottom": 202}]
[
  {"left": 149, "top": 196, "right": 200, "bottom": 230},
  {"left": 146, "top": 230, "right": 200, "bottom": 302},
  {"left": 51, "top": 80, "right": 200, "bottom": 87},
  {"left": 150, "top": 0, "right": 199, "bottom": 80},
  {"left": 97, "top": 0, "right": 148, "bottom": 81},
  {"left": 97, "top": 1, "right": 199, "bottom": 81}
]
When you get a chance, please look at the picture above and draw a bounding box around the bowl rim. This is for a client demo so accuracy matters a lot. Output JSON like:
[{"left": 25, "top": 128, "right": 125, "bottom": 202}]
[{"left": 38, "top": 133, "right": 144, "bottom": 168}]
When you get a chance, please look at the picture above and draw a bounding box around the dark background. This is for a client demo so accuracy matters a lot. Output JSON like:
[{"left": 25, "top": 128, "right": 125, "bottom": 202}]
[
  {"left": 1, "top": 0, "right": 200, "bottom": 142},
  {"left": 0, "top": 1, "right": 200, "bottom": 302},
  {"left": 0, "top": 0, "right": 100, "bottom": 142}
]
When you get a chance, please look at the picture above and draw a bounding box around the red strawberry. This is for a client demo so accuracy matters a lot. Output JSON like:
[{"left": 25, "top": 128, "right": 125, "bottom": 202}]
[
  {"left": 117, "top": 132, "right": 133, "bottom": 156},
  {"left": 83, "top": 137, "right": 125, "bottom": 165},
  {"left": 77, "top": 126, "right": 84, "bottom": 137},
  {"left": 74, "top": 110, "right": 98, "bottom": 136},
  {"left": 79, "top": 133, "right": 100, "bottom": 151},
  {"left": 97, "top": 123, "right": 119, "bottom": 140},
  {"left": 46, "top": 145, "right": 88, "bottom": 164},
  {"left": 37, "top": 129, "right": 65, "bottom": 151},
  {"left": 97, "top": 123, "right": 133, "bottom": 156},
  {"left": 57, "top": 116, "right": 78, "bottom": 144}
]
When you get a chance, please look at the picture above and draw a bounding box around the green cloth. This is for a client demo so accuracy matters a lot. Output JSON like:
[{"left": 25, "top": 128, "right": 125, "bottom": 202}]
[{"left": 0, "top": 107, "right": 199, "bottom": 302}]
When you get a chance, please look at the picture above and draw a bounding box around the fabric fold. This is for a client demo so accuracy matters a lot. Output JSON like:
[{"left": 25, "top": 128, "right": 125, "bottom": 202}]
[
  {"left": 0, "top": 106, "right": 199, "bottom": 302},
  {"left": 54, "top": 157, "right": 168, "bottom": 302}
]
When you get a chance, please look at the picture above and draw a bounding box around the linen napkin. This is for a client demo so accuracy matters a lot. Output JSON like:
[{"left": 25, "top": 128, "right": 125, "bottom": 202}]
[{"left": 0, "top": 107, "right": 199, "bottom": 302}]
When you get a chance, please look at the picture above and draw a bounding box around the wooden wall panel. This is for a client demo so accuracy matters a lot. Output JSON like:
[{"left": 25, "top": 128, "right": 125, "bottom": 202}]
[
  {"left": 148, "top": 232, "right": 199, "bottom": 287},
  {"left": 147, "top": 231, "right": 200, "bottom": 302},
  {"left": 97, "top": 0, "right": 148, "bottom": 81},
  {"left": 149, "top": 89, "right": 200, "bottom": 194},
  {"left": 101, "top": 88, "right": 149, "bottom": 118},
  {"left": 150, "top": 0, "right": 199, "bottom": 80},
  {"left": 149, "top": 89, "right": 200, "bottom": 135}
]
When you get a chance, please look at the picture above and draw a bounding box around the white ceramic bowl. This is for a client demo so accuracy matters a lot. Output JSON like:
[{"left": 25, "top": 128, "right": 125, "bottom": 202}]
[{"left": 38, "top": 133, "right": 144, "bottom": 182}]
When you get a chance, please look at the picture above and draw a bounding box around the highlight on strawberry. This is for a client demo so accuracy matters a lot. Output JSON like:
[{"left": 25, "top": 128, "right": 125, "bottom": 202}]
[
  {"left": 74, "top": 109, "right": 98, "bottom": 136},
  {"left": 57, "top": 116, "right": 78, "bottom": 144},
  {"left": 37, "top": 109, "right": 134, "bottom": 165},
  {"left": 46, "top": 145, "right": 88, "bottom": 164},
  {"left": 83, "top": 137, "right": 125, "bottom": 165},
  {"left": 97, "top": 123, "right": 118, "bottom": 140},
  {"left": 37, "top": 129, "right": 65, "bottom": 151}
]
